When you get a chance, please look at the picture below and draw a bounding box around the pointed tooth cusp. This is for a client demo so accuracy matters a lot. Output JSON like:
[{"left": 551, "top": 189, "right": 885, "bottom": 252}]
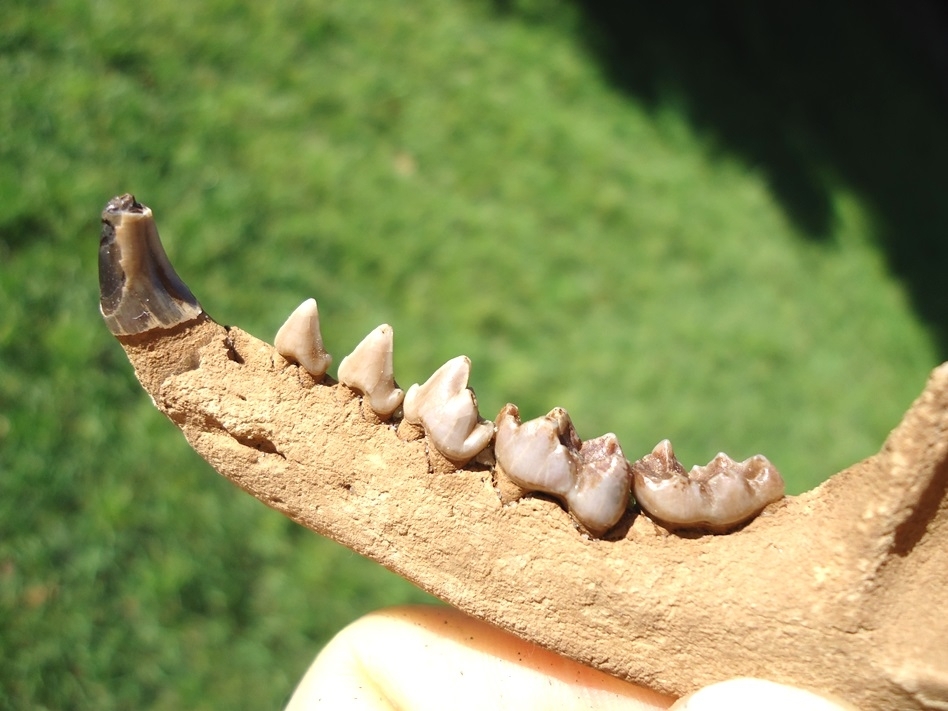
[
  {"left": 99, "top": 194, "right": 204, "bottom": 336},
  {"left": 494, "top": 404, "right": 581, "bottom": 497},
  {"left": 402, "top": 356, "right": 494, "bottom": 464},
  {"left": 274, "top": 299, "right": 332, "bottom": 379},
  {"left": 337, "top": 324, "right": 404, "bottom": 419},
  {"left": 494, "top": 405, "right": 633, "bottom": 535},
  {"left": 631, "top": 440, "right": 785, "bottom": 530},
  {"left": 568, "top": 434, "right": 633, "bottom": 536}
]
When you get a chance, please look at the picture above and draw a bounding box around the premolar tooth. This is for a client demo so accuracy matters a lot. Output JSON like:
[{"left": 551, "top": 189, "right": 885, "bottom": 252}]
[
  {"left": 495, "top": 404, "right": 632, "bottom": 535},
  {"left": 631, "top": 440, "right": 785, "bottom": 530},
  {"left": 337, "top": 324, "right": 404, "bottom": 419},
  {"left": 494, "top": 404, "right": 580, "bottom": 498},
  {"left": 274, "top": 299, "right": 332, "bottom": 379},
  {"left": 402, "top": 356, "right": 494, "bottom": 464}
]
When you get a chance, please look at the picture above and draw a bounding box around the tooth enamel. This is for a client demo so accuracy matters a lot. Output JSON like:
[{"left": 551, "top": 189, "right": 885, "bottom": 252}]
[
  {"left": 495, "top": 404, "right": 632, "bottom": 534},
  {"left": 494, "top": 404, "right": 581, "bottom": 497},
  {"left": 570, "top": 434, "right": 633, "bottom": 535},
  {"left": 274, "top": 298, "right": 332, "bottom": 379},
  {"left": 99, "top": 194, "right": 204, "bottom": 335},
  {"left": 402, "top": 356, "right": 495, "bottom": 463},
  {"left": 337, "top": 324, "right": 404, "bottom": 419},
  {"left": 631, "top": 440, "right": 785, "bottom": 530}
]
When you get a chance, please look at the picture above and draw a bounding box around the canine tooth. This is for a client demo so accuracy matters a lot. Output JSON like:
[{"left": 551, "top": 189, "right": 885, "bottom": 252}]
[
  {"left": 631, "top": 440, "right": 785, "bottom": 530},
  {"left": 494, "top": 404, "right": 580, "bottom": 498},
  {"left": 274, "top": 299, "right": 332, "bottom": 379},
  {"left": 402, "top": 356, "right": 494, "bottom": 463},
  {"left": 569, "top": 434, "right": 633, "bottom": 535},
  {"left": 99, "top": 193, "right": 204, "bottom": 335},
  {"left": 337, "top": 324, "right": 404, "bottom": 419}
]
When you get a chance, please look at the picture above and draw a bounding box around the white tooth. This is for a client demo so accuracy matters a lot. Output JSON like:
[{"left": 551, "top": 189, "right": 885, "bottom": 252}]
[
  {"left": 631, "top": 440, "right": 785, "bottom": 530},
  {"left": 274, "top": 298, "right": 332, "bottom": 379},
  {"left": 495, "top": 404, "right": 631, "bottom": 534},
  {"left": 494, "top": 404, "right": 581, "bottom": 498},
  {"left": 567, "top": 434, "right": 633, "bottom": 535},
  {"left": 402, "top": 356, "right": 495, "bottom": 464},
  {"left": 337, "top": 324, "right": 404, "bottom": 419}
]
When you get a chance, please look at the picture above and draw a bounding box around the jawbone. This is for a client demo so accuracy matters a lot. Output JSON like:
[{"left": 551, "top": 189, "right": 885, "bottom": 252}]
[{"left": 99, "top": 194, "right": 948, "bottom": 710}]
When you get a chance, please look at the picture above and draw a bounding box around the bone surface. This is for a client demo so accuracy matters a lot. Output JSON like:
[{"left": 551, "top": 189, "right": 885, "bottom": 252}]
[
  {"left": 631, "top": 440, "right": 785, "bottom": 530},
  {"left": 99, "top": 193, "right": 203, "bottom": 335},
  {"left": 402, "top": 356, "right": 494, "bottom": 464},
  {"left": 337, "top": 324, "right": 404, "bottom": 418},
  {"left": 99, "top": 196, "right": 948, "bottom": 711},
  {"left": 274, "top": 299, "right": 332, "bottom": 379}
]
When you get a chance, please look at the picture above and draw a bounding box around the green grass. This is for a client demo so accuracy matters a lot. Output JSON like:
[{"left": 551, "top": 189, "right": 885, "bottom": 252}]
[{"left": 1, "top": 0, "right": 945, "bottom": 708}]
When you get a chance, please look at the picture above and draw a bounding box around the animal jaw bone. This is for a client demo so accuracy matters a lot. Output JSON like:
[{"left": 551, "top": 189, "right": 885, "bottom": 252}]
[
  {"left": 274, "top": 298, "right": 332, "bottom": 380},
  {"left": 98, "top": 195, "right": 948, "bottom": 710},
  {"left": 337, "top": 324, "right": 404, "bottom": 419},
  {"left": 631, "top": 439, "right": 785, "bottom": 530}
]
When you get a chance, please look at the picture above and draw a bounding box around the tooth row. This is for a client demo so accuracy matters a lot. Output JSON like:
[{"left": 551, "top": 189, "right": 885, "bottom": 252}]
[
  {"left": 494, "top": 404, "right": 632, "bottom": 535},
  {"left": 273, "top": 303, "right": 784, "bottom": 536}
]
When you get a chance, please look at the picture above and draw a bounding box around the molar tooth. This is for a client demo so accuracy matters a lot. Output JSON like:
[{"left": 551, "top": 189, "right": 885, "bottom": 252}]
[
  {"left": 567, "top": 434, "right": 633, "bottom": 536},
  {"left": 337, "top": 324, "right": 404, "bottom": 419},
  {"left": 274, "top": 299, "right": 332, "bottom": 379},
  {"left": 494, "top": 404, "right": 580, "bottom": 497},
  {"left": 402, "top": 356, "right": 494, "bottom": 464},
  {"left": 631, "top": 440, "right": 785, "bottom": 530}
]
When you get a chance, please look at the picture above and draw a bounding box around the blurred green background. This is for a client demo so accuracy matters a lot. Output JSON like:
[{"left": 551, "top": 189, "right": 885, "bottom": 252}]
[{"left": 2, "top": 0, "right": 947, "bottom": 708}]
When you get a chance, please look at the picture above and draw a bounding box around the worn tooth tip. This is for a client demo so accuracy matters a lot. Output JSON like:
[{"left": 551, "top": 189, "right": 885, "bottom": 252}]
[
  {"left": 98, "top": 195, "right": 203, "bottom": 336},
  {"left": 337, "top": 324, "right": 403, "bottom": 419},
  {"left": 105, "top": 193, "right": 145, "bottom": 214},
  {"left": 274, "top": 298, "right": 332, "bottom": 379}
]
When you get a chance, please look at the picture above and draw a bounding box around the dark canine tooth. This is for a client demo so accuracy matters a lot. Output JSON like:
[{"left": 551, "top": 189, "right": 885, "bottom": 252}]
[{"left": 99, "top": 194, "right": 203, "bottom": 335}]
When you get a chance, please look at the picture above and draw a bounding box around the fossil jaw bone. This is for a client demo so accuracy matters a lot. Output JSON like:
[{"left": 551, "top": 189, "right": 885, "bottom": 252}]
[
  {"left": 99, "top": 193, "right": 203, "bottom": 335},
  {"left": 274, "top": 298, "right": 332, "bottom": 379},
  {"left": 631, "top": 439, "right": 785, "bottom": 530},
  {"left": 337, "top": 324, "right": 404, "bottom": 419},
  {"left": 402, "top": 356, "right": 495, "bottom": 464},
  {"left": 494, "top": 404, "right": 633, "bottom": 535},
  {"left": 98, "top": 195, "right": 948, "bottom": 710}
]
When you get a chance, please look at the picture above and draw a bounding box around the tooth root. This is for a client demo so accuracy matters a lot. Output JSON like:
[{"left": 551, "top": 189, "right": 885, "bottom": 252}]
[
  {"left": 402, "top": 356, "right": 494, "bottom": 464},
  {"left": 631, "top": 440, "right": 785, "bottom": 530},
  {"left": 274, "top": 299, "right": 332, "bottom": 379},
  {"left": 99, "top": 194, "right": 204, "bottom": 336},
  {"left": 495, "top": 404, "right": 632, "bottom": 535},
  {"left": 337, "top": 324, "right": 404, "bottom": 419}
]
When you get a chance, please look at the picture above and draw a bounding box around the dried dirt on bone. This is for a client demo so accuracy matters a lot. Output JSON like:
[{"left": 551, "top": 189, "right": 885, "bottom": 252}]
[{"left": 120, "top": 315, "right": 948, "bottom": 710}]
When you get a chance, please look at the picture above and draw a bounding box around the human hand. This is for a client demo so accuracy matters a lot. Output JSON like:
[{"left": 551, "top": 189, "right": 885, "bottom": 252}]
[{"left": 286, "top": 605, "right": 856, "bottom": 710}]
